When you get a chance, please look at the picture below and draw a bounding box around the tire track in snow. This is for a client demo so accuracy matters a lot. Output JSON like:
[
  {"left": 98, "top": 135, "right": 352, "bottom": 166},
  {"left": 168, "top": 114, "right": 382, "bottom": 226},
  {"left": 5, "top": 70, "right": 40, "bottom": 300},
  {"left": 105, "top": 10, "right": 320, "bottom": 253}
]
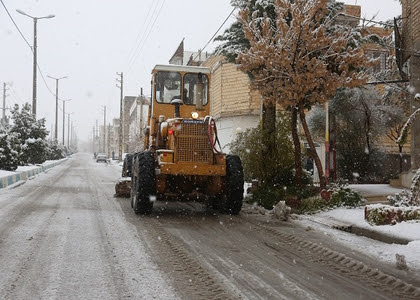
[
  {"left": 241, "top": 216, "right": 420, "bottom": 299},
  {"left": 137, "top": 217, "right": 240, "bottom": 300}
]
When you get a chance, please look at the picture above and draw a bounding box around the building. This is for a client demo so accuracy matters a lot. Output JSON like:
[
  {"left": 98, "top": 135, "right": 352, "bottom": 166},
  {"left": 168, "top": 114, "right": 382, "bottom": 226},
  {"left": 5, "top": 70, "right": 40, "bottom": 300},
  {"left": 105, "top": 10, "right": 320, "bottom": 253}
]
[
  {"left": 201, "top": 55, "right": 262, "bottom": 153},
  {"left": 401, "top": 0, "right": 420, "bottom": 170},
  {"left": 169, "top": 39, "right": 210, "bottom": 66},
  {"left": 122, "top": 96, "right": 137, "bottom": 153},
  {"left": 108, "top": 118, "right": 120, "bottom": 159},
  {"left": 127, "top": 95, "right": 150, "bottom": 153}
]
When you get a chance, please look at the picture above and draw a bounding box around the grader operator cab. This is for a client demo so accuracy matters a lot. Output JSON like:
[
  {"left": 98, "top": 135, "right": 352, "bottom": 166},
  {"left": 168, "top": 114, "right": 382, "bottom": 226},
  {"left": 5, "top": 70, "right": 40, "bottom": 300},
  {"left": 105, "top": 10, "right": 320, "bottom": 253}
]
[{"left": 130, "top": 64, "right": 244, "bottom": 215}]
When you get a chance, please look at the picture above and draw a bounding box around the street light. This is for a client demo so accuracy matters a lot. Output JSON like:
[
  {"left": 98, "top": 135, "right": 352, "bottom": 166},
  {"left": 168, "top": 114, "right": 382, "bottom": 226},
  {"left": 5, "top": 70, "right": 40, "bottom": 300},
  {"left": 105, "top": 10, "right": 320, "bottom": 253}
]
[
  {"left": 66, "top": 112, "right": 73, "bottom": 148},
  {"left": 61, "top": 99, "right": 71, "bottom": 145},
  {"left": 47, "top": 75, "right": 67, "bottom": 141},
  {"left": 16, "top": 9, "right": 55, "bottom": 118}
]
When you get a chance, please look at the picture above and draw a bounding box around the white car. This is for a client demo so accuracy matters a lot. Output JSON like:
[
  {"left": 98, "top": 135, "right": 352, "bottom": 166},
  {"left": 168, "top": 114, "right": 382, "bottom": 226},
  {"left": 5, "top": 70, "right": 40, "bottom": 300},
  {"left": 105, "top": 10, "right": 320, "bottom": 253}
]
[{"left": 96, "top": 154, "right": 108, "bottom": 163}]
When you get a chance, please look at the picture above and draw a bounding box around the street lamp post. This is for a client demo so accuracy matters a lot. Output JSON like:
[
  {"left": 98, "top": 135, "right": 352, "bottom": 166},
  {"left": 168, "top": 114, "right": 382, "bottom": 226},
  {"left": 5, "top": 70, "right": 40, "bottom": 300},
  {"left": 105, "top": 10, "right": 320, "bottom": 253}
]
[
  {"left": 66, "top": 112, "right": 73, "bottom": 148},
  {"left": 61, "top": 99, "right": 71, "bottom": 145},
  {"left": 47, "top": 75, "right": 67, "bottom": 141},
  {"left": 16, "top": 9, "right": 55, "bottom": 118}
]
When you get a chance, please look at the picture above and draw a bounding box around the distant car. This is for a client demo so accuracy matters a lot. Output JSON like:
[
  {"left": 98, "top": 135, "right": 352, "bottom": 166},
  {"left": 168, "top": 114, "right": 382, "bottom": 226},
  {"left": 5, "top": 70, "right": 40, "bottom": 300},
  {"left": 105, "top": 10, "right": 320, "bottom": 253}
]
[{"left": 96, "top": 154, "right": 108, "bottom": 163}]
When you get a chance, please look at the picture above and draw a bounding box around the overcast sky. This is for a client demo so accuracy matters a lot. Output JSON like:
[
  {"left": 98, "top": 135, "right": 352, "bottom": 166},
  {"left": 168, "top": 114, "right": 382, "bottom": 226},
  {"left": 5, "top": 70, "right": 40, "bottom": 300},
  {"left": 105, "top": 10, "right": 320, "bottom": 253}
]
[{"left": 0, "top": 0, "right": 402, "bottom": 143}]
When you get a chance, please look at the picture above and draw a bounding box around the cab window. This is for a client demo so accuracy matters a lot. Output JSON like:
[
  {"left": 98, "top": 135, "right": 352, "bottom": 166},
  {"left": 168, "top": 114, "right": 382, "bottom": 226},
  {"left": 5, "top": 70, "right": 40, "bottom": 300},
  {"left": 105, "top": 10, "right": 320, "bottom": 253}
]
[
  {"left": 183, "top": 73, "right": 209, "bottom": 105},
  {"left": 155, "top": 71, "right": 181, "bottom": 103}
]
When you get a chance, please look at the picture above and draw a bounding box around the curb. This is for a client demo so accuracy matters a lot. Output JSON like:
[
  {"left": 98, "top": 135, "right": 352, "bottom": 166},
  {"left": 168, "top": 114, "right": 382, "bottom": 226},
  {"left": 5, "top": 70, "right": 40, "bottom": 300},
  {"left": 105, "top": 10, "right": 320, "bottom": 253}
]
[{"left": 0, "top": 158, "right": 68, "bottom": 189}]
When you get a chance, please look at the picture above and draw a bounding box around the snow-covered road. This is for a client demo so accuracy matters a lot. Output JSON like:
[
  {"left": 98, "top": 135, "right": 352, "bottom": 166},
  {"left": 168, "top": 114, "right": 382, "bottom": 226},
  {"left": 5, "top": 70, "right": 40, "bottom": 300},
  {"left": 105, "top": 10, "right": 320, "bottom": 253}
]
[
  {"left": 0, "top": 153, "right": 178, "bottom": 299},
  {"left": 0, "top": 153, "right": 419, "bottom": 299}
]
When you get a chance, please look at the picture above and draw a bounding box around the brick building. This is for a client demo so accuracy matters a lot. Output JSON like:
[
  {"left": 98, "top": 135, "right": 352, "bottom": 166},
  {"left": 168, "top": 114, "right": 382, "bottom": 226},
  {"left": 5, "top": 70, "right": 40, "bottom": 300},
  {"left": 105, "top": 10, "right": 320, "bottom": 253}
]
[{"left": 201, "top": 55, "right": 262, "bottom": 152}]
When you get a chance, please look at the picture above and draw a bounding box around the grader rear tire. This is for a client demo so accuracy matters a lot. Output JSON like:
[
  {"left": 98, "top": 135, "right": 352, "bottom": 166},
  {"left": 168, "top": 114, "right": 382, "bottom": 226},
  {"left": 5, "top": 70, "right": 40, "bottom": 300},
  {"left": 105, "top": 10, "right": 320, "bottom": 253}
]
[
  {"left": 130, "top": 155, "right": 139, "bottom": 208},
  {"left": 223, "top": 155, "right": 244, "bottom": 215},
  {"left": 133, "top": 152, "right": 156, "bottom": 215}
]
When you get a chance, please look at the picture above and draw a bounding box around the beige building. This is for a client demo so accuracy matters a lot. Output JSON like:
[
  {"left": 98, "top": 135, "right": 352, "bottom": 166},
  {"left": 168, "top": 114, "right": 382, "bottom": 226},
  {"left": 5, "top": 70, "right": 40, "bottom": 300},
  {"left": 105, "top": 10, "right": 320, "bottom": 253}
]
[
  {"left": 169, "top": 39, "right": 210, "bottom": 66},
  {"left": 127, "top": 95, "right": 150, "bottom": 153},
  {"left": 201, "top": 56, "right": 262, "bottom": 152}
]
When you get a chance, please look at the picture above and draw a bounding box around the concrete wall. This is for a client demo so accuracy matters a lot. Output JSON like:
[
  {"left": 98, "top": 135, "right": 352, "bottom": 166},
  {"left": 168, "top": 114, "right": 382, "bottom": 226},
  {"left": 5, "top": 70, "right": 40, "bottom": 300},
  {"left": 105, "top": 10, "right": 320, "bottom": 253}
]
[{"left": 216, "top": 115, "right": 260, "bottom": 153}]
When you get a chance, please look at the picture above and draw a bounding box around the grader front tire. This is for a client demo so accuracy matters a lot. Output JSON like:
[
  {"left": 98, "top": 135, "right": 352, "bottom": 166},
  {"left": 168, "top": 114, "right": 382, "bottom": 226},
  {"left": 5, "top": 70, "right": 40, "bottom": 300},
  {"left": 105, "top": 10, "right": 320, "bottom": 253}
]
[{"left": 133, "top": 152, "right": 156, "bottom": 215}]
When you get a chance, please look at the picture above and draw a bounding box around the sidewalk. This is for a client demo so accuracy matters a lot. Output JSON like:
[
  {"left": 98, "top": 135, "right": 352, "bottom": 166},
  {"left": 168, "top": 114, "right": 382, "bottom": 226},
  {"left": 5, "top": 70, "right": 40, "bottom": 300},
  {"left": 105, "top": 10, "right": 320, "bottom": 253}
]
[
  {"left": 348, "top": 184, "right": 404, "bottom": 204},
  {"left": 0, "top": 158, "right": 68, "bottom": 189}
]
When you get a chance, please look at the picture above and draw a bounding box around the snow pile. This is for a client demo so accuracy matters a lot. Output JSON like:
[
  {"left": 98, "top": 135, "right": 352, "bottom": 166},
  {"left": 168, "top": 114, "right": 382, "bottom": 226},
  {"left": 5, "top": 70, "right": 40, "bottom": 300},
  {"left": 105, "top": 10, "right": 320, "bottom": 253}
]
[
  {"left": 272, "top": 201, "right": 291, "bottom": 221},
  {"left": 242, "top": 200, "right": 291, "bottom": 221}
]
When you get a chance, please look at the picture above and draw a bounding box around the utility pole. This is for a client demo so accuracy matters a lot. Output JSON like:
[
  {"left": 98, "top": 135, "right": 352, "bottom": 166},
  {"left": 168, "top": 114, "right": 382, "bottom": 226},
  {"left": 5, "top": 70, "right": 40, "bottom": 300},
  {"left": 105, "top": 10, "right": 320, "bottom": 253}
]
[
  {"left": 95, "top": 119, "right": 98, "bottom": 149},
  {"left": 70, "top": 121, "right": 73, "bottom": 147},
  {"left": 1, "top": 83, "right": 8, "bottom": 127},
  {"left": 92, "top": 126, "right": 96, "bottom": 153},
  {"left": 102, "top": 105, "right": 106, "bottom": 153},
  {"left": 108, "top": 123, "right": 111, "bottom": 158},
  {"left": 139, "top": 87, "right": 144, "bottom": 150},
  {"left": 66, "top": 112, "right": 72, "bottom": 148},
  {"left": 16, "top": 9, "right": 55, "bottom": 117},
  {"left": 47, "top": 75, "right": 67, "bottom": 141},
  {"left": 116, "top": 72, "right": 124, "bottom": 161},
  {"left": 61, "top": 99, "right": 71, "bottom": 145}
]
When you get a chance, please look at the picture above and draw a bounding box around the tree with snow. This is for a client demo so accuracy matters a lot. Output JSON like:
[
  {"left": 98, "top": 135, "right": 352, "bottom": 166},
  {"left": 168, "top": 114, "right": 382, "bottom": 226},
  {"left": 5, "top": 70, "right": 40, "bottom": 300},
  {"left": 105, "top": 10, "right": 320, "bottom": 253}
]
[
  {"left": 9, "top": 103, "right": 49, "bottom": 165},
  {"left": 216, "top": 0, "right": 279, "bottom": 186},
  {"left": 309, "top": 86, "right": 402, "bottom": 182},
  {"left": 382, "top": 85, "right": 410, "bottom": 173},
  {"left": 236, "top": 0, "right": 369, "bottom": 189},
  {"left": 0, "top": 127, "right": 20, "bottom": 171},
  {"left": 386, "top": 93, "right": 420, "bottom": 206},
  {"left": 46, "top": 139, "right": 66, "bottom": 160}
]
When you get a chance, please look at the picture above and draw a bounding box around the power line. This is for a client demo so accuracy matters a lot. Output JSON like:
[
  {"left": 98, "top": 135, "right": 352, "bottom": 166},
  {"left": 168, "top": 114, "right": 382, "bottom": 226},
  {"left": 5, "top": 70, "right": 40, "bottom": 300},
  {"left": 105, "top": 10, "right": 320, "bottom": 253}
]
[
  {"left": 36, "top": 63, "right": 57, "bottom": 97},
  {"left": 127, "top": 0, "right": 164, "bottom": 69},
  {"left": 0, "top": 0, "right": 32, "bottom": 48},
  {"left": 1, "top": 1, "right": 60, "bottom": 104},
  {"left": 193, "top": 7, "right": 236, "bottom": 61},
  {"left": 127, "top": 0, "right": 166, "bottom": 72},
  {"left": 125, "top": 1, "right": 157, "bottom": 67},
  {"left": 8, "top": 84, "right": 26, "bottom": 106}
]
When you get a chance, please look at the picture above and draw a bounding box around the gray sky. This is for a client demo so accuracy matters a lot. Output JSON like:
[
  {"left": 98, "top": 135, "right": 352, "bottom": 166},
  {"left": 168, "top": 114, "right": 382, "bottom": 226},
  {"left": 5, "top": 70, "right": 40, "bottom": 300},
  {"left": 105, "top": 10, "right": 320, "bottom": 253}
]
[{"left": 0, "top": 0, "right": 401, "bottom": 142}]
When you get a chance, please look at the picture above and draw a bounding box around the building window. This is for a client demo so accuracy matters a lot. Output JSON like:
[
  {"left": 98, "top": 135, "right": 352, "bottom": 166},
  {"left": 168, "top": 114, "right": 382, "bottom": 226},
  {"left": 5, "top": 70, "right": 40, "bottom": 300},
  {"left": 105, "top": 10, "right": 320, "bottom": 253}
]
[{"left": 366, "top": 50, "right": 389, "bottom": 73}]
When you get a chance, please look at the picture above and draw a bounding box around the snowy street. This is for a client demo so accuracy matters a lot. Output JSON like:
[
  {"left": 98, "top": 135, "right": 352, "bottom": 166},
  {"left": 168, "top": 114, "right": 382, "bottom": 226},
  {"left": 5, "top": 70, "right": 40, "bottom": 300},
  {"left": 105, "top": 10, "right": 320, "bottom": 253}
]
[
  {"left": 0, "top": 153, "right": 178, "bottom": 299},
  {"left": 0, "top": 153, "right": 419, "bottom": 299}
]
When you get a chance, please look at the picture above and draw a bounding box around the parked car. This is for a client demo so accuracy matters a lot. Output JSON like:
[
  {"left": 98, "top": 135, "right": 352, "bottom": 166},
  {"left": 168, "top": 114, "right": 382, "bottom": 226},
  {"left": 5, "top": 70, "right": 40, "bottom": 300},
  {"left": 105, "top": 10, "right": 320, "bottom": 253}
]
[{"left": 96, "top": 153, "right": 108, "bottom": 163}]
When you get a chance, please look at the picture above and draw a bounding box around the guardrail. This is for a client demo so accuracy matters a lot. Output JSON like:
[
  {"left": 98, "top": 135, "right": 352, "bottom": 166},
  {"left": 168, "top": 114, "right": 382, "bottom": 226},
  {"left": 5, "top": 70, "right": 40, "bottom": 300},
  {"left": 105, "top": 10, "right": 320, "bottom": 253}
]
[{"left": 0, "top": 158, "right": 67, "bottom": 189}]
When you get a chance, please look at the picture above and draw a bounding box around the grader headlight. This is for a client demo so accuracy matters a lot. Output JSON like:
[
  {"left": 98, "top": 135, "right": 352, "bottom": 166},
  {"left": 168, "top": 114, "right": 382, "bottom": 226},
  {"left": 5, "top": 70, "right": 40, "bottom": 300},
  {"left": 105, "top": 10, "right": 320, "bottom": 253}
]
[
  {"left": 191, "top": 112, "right": 199, "bottom": 119},
  {"left": 160, "top": 122, "right": 168, "bottom": 138}
]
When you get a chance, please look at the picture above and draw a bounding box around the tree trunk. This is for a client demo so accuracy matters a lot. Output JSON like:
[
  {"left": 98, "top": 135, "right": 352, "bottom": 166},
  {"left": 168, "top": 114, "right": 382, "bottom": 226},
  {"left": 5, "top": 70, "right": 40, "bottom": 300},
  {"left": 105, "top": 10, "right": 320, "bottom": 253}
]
[
  {"left": 261, "top": 99, "right": 276, "bottom": 186},
  {"left": 399, "top": 144, "right": 403, "bottom": 174},
  {"left": 291, "top": 106, "right": 303, "bottom": 187},
  {"left": 298, "top": 105, "right": 327, "bottom": 190}
]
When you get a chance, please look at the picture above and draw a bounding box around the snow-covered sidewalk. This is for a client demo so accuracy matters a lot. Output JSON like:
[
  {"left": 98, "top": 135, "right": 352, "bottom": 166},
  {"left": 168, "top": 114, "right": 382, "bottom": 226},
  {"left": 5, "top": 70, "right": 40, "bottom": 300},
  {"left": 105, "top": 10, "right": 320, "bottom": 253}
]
[
  {"left": 349, "top": 184, "right": 404, "bottom": 198},
  {"left": 296, "top": 207, "right": 420, "bottom": 273},
  {"left": 0, "top": 158, "right": 68, "bottom": 189}
]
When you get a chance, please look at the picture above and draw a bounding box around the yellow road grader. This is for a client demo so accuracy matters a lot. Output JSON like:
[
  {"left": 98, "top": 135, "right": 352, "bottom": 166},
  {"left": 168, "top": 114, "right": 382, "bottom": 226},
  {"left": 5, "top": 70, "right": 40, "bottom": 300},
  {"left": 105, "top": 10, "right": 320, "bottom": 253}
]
[{"left": 119, "top": 64, "right": 244, "bottom": 215}]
